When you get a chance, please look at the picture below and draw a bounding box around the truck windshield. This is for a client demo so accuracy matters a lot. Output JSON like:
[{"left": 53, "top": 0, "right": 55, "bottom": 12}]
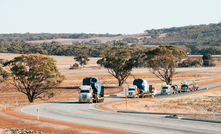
[
  {"left": 162, "top": 87, "right": 168, "bottom": 90},
  {"left": 182, "top": 85, "right": 188, "bottom": 88},
  {"left": 128, "top": 89, "right": 135, "bottom": 91},
  {"left": 80, "top": 90, "right": 90, "bottom": 93}
]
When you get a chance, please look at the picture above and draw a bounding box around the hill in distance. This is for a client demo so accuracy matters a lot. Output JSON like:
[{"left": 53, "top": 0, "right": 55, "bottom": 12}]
[{"left": 0, "top": 22, "right": 220, "bottom": 48}]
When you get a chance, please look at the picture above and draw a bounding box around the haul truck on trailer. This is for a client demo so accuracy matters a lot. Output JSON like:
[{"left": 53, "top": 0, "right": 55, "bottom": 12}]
[
  {"left": 78, "top": 77, "right": 104, "bottom": 103},
  {"left": 181, "top": 82, "right": 199, "bottom": 92},
  {"left": 161, "top": 84, "right": 181, "bottom": 94},
  {"left": 127, "top": 79, "right": 154, "bottom": 98}
]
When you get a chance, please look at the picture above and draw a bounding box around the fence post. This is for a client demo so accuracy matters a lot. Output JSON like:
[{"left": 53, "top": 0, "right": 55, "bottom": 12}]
[
  {"left": 124, "top": 87, "right": 128, "bottom": 110},
  {"left": 37, "top": 109, "right": 39, "bottom": 120},
  {"left": 213, "top": 109, "right": 215, "bottom": 119},
  {"left": 4, "top": 103, "right": 6, "bottom": 111}
]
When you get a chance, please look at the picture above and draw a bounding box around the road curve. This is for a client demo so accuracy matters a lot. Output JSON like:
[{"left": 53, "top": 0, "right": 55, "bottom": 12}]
[{"left": 15, "top": 82, "right": 221, "bottom": 134}]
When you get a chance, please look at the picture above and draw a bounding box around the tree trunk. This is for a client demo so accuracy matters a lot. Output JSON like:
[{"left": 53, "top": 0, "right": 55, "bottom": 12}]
[
  {"left": 30, "top": 95, "right": 34, "bottom": 103},
  {"left": 166, "top": 77, "right": 172, "bottom": 85},
  {"left": 118, "top": 79, "right": 123, "bottom": 86},
  {"left": 27, "top": 93, "right": 34, "bottom": 103}
]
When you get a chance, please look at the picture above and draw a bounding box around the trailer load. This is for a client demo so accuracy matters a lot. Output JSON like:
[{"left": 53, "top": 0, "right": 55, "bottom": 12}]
[
  {"left": 171, "top": 85, "right": 181, "bottom": 94},
  {"left": 127, "top": 79, "right": 154, "bottom": 98},
  {"left": 78, "top": 77, "right": 104, "bottom": 103}
]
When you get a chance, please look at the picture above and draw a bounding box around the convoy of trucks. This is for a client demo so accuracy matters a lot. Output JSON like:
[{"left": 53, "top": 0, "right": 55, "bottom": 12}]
[
  {"left": 160, "top": 82, "right": 199, "bottom": 95},
  {"left": 78, "top": 77, "right": 104, "bottom": 103},
  {"left": 78, "top": 77, "right": 200, "bottom": 103}
]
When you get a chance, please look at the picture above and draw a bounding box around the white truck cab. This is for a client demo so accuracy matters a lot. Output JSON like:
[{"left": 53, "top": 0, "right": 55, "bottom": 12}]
[
  {"left": 161, "top": 85, "right": 172, "bottom": 94},
  {"left": 181, "top": 82, "right": 189, "bottom": 92},
  {"left": 128, "top": 85, "right": 138, "bottom": 98},
  {"left": 78, "top": 85, "right": 93, "bottom": 103}
]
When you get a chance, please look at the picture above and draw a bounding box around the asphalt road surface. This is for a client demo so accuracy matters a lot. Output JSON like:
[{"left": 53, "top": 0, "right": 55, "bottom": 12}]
[{"left": 15, "top": 82, "right": 221, "bottom": 134}]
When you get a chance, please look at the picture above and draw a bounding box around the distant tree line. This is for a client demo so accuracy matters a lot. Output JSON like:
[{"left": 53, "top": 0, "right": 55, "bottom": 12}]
[
  {"left": 0, "top": 41, "right": 147, "bottom": 57},
  {"left": 178, "top": 53, "right": 216, "bottom": 67},
  {"left": 0, "top": 33, "right": 121, "bottom": 42},
  {"left": 144, "top": 23, "right": 221, "bottom": 47},
  {"left": 187, "top": 46, "right": 221, "bottom": 55},
  {"left": 2, "top": 39, "right": 221, "bottom": 57}
]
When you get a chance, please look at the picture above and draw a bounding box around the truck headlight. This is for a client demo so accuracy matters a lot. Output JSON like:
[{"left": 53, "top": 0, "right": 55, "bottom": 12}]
[{"left": 79, "top": 99, "right": 82, "bottom": 102}]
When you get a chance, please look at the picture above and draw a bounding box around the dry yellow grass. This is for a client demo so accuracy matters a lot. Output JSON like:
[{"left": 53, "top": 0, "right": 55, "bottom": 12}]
[{"left": 1, "top": 53, "right": 221, "bottom": 104}]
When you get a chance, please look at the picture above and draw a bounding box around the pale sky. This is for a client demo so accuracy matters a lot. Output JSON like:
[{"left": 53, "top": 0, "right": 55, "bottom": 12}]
[{"left": 0, "top": 0, "right": 221, "bottom": 34}]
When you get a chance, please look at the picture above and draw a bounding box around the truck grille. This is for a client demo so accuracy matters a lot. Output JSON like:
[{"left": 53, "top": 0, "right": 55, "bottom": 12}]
[
  {"left": 129, "top": 92, "right": 133, "bottom": 96},
  {"left": 162, "top": 90, "right": 166, "bottom": 94},
  {"left": 82, "top": 94, "right": 87, "bottom": 101}
]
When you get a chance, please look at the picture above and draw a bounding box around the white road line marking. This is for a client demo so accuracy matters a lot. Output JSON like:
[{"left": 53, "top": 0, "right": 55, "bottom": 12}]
[{"left": 21, "top": 106, "right": 36, "bottom": 116}]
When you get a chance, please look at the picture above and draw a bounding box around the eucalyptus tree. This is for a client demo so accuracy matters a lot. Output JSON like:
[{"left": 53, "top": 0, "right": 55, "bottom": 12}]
[
  {"left": 99, "top": 46, "right": 135, "bottom": 86},
  {"left": 144, "top": 45, "right": 187, "bottom": 85},
  {"left": 4, "top": 54, "right": 65, "bottom": 102},
  {"left": 74, "top": 54, "right": 90, "bottom": 69}
]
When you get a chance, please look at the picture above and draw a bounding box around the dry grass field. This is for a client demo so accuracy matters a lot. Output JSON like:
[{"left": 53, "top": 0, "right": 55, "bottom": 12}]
[
  {"left": 1, "top": 53, "right": 221, "bottom": 106},
  {"left": 26, "top": 33, "right": 151, "bottom": 45}
]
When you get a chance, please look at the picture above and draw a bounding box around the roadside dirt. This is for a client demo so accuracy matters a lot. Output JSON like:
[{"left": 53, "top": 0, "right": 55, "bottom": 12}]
[
  {"left": 109, "top": 82, "right": 221, "bottom": 121},
  {"left": 0, "top": 105, "right": 135, "bottom": 134}
]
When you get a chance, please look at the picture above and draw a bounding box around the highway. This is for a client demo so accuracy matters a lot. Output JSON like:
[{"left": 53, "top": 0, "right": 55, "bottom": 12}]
[{"left": 15, "top": 82, "right": 221, "bottom": 134}]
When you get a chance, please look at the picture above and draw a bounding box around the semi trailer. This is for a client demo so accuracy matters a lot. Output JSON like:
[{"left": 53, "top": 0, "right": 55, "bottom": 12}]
[
  {"left": 78, "top": 77, "right": 104, "bottom": 103},
  {"left": 127, "top": 79, "right": 154, "bottom": 98}
]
